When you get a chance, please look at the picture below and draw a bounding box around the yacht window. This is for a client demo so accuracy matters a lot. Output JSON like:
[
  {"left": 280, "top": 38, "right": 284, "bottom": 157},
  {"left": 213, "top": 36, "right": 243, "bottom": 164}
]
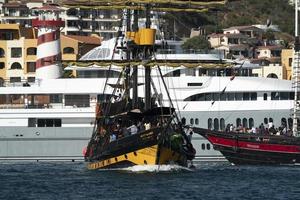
[
  {"left": 227, "top": 93, "right": 235, "bottom": 101},
  {"left": 181, "top": 117, "right": 186, "bottom": 125},
  {"left": 288, "top": 118, "right": 293, "bottom": 129},
  {"left": 290, "top": 92, "right": 294, "bottom": 100},
  {"left": 190, "top": 118, "right": 194, "bottom": 125},
  {"left": 187, "top": 83, "right": 203, "bottom": 86},
  {"left": 236, "top": 118, "right": 241, "bottom": 127},
  {"left": 242, "top": 118, "right": 248, "bottom": 128},
  {"left": 201, "top": 143, "right": 205, "bottom": 150},
  {"left": 195, "top": 118, "right": 199, "bottom": 125},
  {"left": 235, "top": 93, "right": 243, "bottom": 100},
  {"left": 212, "top": 93, "right": 220, "bottom": 101},
  {"left": 271, "top": 92, "right": 279, "bottom": 100},
  {"left": 205, "top": 93, "right": 212, "bottom": 101},
  {"left": 264, "top": 118, "right": 268, "bottom": 124},
  {"left": 50, "top": 94, "right": 62, "bottom": 103},
  {"left": 243, "top": 93, "right": 250, "bottom": 100},
  {"left": 199, "top": 68, "right": 207, "bottom": 76},
  {"left": 249, "top": 118, "right": 254, "bottom": 128},
  {"left": 206, "top": 143, "right": 211, "bottom": 150},
  {"left": 220, "top": 118, "right": 225, "bottom": 131},
  {"left": 213, "top": 118, "right": 219, "bottom": 130},
  {"left": 28, "top": 118, "right": 36, "bottom": 127},
  {"left": 269, "top": 118, "right": 273, "bottom": 123},
  {"left": 220, "top": 93, "right": 226, "bottom": 101},
  {"left": 208, "top": 118, "right": 212, "bottom": 130},
  {"left": 263, "top": 93, "right": 268, "bottom": 100},
  {"left": 279, "top": 92, "right": 289, "bottom": 100},
  {"left": 37, "top": 119, "right": 61, "bottom": 127},
  {"left": 281, "top": 118, "right": 287, "bottom": 127},
  {"left": 185, "top": 68, "right": 196, "bottom": 76},
  {"left": 65, "top": 95, "right": 90, "bottom": 107},
  {"left": 164, "top": 69, "right": 180, "bottom": 77},
  {"left": 207, "top": 69, "right": 216, "bottom": 76},
  {"left": 250, "top": 93, "right": 257, "bottom": 100}
]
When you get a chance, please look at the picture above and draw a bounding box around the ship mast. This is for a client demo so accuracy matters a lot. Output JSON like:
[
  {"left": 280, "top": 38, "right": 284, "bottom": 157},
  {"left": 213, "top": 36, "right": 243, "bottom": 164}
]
[{"left": 293, "top": 0, "right": 300, "bottom": 137}]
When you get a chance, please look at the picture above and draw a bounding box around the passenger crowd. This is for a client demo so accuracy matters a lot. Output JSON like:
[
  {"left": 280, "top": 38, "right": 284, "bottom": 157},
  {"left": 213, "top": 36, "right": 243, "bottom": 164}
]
[{"left": 225, "top": 120, "right": 292, "bottom": 136}]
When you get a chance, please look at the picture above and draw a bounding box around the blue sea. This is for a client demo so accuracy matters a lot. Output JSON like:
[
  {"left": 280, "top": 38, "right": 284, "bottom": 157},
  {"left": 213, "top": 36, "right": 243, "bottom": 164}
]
[{"left": 0, "top": 162, "right": 300, "bottom": 200}]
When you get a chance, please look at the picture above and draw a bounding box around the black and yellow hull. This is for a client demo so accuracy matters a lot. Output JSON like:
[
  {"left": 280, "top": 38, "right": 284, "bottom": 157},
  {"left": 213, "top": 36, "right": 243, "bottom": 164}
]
[{"left": 88, "top": 144, "right": 185, "bottom": 170}]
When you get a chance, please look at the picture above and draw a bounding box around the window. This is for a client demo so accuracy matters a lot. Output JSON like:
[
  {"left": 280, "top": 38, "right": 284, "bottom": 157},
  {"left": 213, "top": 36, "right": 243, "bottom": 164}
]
[
  {"left": 0, "top": 48, "right": 5, "bottom": 57},
  {"left": 201, "top": 143, "right": 205, "bottom": 150},
  {"left": 236, "top": 118, "right": 241, "bottom": 127},
  {"left": 0, "top": 62, "right": 4, "bottom": 69},
  {"left": 195, "top": 118, "right": 199, "bottom": 125},
  {"left": 212, "top": 93, "right": 220, "bottom": 101},
  {"left": 271, "top": 92, "right": 279, "bottom": 100},
  {"left": 227, "top": 93, "right": 235, "bottom": 101},
  {"left": 264, "top": 93, "right": 268, "bottom": 100},
  {"left": 243, "top": 92, "right": 250, "bottom": 100},
  {"left": 249, "top": 118, "right": 254, "bottom": 128},
  {"left": 264, "top": 118, "right": 268, "bottom": 124},
  {"left": 281, "top": 118, "right": 287, "bottom": 127},
  {"left": 181, "top": 117, "right": 186, "bottom": 125},
  {"left": 27, "top": 47, "right": 37, "bottom": 55},
  {"left": 37, "top": 118, "right": 62, "bottom": 127},
  {"left": 280, "top": 92, "right": 289, "bottom": 100},
  {"left": 27, "top": 77, "right": 35, "bottom": 82},
  {"left": 288, "top": 118, "right": 293, "bottom": 129},
  {"left": 11, "top": 62, "right": 22, "bottom": 69},
  {"left": 10, "top": 77, "right": 21, "bottom": 83},
  {"left": 50, "top": 94, "right": 62, "bottom": 103},
  {"left": 187, "top": 83, "right": 203, "bottom": 86},
  {"left": 220, "top": 118, "right": 225, "bottom": 131},
  {"left": 242, "top": 118, "right": 248, "bottom": 128},
  {"left": 11, "top": 48, "right": 22, "bottom": 58},
  {"left": 185, "top": 68, "right": 196, "bottom": 76},
  {"left": 235, "top": 93, "right": 243, "bottom": 100},
  {"left": 269, "top": 118, "right": 273, "bottom": 123},
  {"left": 190, "top": 118, "right": 194, "bottom": 125},
  {"left": 208, "top": 118, "right": 212, "bottom": 130},
  {"left": 289, "top": 58, "right": 293, "bottom": 67},
  {"left": 63, "top": 47, "right": 75, "bottom": 54},
  {"left": 65, "top": 95, "right": 90, "bottom": 107},
  {"left": 206, "top": 143, "right": 211, "bottom": 150},
  {"left": 250, "top": 93, "right": 257, "bottom": 100},
  {"left": 27, "top": 62, "right": 36, "bottom": 72},
  {"left": 213, "top": 118, "right": 219, "bottom": 130}
]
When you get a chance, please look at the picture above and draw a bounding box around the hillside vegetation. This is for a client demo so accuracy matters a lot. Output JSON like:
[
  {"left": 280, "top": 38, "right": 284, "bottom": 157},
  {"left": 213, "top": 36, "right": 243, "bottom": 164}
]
[{"left": 163, "top": 0, "right": 296, "bottom": 39}]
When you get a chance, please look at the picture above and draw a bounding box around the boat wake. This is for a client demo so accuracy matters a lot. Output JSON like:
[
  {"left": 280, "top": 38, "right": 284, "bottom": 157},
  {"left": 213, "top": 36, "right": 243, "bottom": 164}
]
[
  {"left": 98, "top": 164, "right": 194, "bottom": 173},
  {"left": 123, "top": 164, "right": 194, "bottom": 173}
]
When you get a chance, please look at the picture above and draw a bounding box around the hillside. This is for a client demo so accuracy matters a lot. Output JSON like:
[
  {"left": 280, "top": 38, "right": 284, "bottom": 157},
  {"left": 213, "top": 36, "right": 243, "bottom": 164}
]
[{"left": 163, "top": 0, "right": 295, "bottom": 39}]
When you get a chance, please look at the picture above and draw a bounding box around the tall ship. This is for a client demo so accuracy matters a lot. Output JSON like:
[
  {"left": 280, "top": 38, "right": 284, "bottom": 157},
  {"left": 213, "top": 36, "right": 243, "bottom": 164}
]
[{"left": 0, "top": 0, "right": 295, "bottom": 163}]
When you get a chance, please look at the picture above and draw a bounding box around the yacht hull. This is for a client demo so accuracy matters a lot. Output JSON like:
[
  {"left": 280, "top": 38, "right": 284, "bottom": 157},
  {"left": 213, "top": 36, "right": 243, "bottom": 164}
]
[{"left": 194, "top": 127, "right": 300, "bottom": 165}]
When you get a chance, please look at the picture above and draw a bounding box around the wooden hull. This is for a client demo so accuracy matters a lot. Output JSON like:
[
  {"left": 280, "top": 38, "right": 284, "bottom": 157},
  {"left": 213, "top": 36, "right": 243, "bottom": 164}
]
[
  {"left": 194, "top": 127, "right": 300, "bottom": 165},
  {"left": 87, "top": 128, "right": 189, "bottom": 170},
  {"left": 88, "top": 145, "right": 184, "bottom": 169}
]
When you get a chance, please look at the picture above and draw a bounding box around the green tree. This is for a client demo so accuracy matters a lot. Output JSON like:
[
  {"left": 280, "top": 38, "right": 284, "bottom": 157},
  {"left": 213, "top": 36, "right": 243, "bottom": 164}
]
[{"left": 181, "top": 36, "right": 211, "bottom": 51}]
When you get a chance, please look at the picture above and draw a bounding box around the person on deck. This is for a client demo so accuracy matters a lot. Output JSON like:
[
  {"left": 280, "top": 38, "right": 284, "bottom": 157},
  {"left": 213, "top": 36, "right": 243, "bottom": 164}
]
[{"left": 127, "top": 123, "right": 138, "bottom": 135}]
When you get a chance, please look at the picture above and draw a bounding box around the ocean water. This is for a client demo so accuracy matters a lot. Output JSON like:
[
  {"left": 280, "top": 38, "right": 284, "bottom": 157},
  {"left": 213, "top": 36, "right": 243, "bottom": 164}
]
[{"left": 0, "top": 162, "right": 300, "bottom": 200}]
